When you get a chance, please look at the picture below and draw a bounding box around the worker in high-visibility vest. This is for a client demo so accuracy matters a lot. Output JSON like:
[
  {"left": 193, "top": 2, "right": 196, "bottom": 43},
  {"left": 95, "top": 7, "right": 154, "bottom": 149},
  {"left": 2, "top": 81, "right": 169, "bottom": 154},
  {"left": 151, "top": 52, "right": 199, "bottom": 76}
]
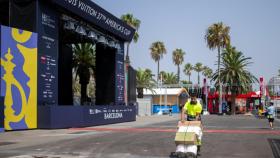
[
  {"left": 181, "top": 94, "right": 202, "bottom": 121},
  {"left": 181, "top": 93, "right": 203, "bottom": 155}
]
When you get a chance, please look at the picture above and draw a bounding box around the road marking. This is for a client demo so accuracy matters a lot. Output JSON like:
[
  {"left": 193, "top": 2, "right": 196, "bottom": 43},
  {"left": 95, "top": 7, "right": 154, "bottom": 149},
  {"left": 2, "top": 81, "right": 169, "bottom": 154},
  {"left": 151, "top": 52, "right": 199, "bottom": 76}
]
[
  {"left": 204, "top": 125, "right": 279, "bottom": 129},
  {"left": 205, "top": 129, "right": 280, "bottom": 134},
  {"left": 70, "top": 127, "right": 176, "bottom": 133},
  {"left": 69, "top": 127, "right": 280, "bottom": 134}
]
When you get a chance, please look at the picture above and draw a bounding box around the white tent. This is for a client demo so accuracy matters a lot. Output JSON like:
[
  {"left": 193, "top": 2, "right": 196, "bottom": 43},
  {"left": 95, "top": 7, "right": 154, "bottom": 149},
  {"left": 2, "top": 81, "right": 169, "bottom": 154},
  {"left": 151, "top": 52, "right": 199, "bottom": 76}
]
[{"left": 143, "top": 88, "right": 188, "bottom": 96}]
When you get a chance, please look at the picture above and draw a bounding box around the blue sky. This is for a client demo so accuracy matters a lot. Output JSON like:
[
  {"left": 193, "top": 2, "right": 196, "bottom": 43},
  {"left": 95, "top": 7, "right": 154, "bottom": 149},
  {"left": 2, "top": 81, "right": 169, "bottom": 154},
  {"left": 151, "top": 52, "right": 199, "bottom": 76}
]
[{"left": 94, "top": 0, "right": 280, "bottom": 86}]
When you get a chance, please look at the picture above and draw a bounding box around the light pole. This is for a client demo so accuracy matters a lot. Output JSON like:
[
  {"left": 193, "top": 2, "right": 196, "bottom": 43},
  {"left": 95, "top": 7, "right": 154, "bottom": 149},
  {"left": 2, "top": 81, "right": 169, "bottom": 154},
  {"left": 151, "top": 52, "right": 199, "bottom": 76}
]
[
  {"left": 203, "top": 78, "right": 208, "bottom": 113},
  {"left": 159, "top": 74, "right": 163, "bottom": 115}
]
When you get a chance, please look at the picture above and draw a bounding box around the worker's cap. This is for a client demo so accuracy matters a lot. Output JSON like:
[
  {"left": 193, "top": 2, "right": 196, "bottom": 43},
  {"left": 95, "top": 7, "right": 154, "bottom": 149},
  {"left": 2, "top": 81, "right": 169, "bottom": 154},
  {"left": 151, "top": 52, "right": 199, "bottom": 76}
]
[{"left": 189, "top": 92, "right": 197, "bottom": 98}]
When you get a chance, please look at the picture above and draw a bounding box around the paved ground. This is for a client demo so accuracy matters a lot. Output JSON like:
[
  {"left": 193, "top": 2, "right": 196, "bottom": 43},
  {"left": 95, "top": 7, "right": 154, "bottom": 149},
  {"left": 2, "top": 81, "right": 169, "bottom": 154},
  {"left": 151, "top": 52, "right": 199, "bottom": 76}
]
[{"left": 0, "top": 114, "right": 280, "bottom": 158}]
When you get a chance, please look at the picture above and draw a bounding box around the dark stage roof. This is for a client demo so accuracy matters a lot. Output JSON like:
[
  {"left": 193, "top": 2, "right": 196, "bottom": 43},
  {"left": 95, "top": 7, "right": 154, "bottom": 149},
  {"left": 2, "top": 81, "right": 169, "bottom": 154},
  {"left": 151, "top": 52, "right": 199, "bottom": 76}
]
[{"left": 0, "top": 0, "right": 135, "bottom": 41}]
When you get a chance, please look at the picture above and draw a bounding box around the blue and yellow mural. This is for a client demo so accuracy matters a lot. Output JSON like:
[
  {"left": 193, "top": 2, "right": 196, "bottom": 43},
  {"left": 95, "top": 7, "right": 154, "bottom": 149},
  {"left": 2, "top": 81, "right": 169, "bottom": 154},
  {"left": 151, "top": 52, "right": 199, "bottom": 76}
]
[{"left": 0, "top": 26, "right": 37, "bottom": 130}]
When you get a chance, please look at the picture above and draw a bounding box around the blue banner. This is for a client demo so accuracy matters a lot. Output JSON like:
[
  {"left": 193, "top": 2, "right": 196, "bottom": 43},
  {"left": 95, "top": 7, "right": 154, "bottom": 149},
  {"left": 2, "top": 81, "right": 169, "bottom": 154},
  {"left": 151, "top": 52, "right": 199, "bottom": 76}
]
[
  {"left": 37, "top": 2, "right": 59, "bottom": 106},
  {"left": 115, "top": 43, "right": 125, "bottom": 105},
  {"left": 83, "top": 105, "right": 136, "bottom": 126},
  {"left": 1, "top": 25, "right": 38, "bottom": 130},
  {"left": 0, "top": 30, "right": 2, "bottom": 132},
  {"left": 38, "top": 105, "right": 136, "bottom": 128}
]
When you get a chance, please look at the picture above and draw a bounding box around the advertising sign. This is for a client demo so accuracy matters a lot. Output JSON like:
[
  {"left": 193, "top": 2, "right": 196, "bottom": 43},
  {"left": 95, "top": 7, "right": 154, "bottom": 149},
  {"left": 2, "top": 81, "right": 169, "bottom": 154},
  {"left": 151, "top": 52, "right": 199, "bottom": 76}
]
[
  {"left": 38, "top": 105, "right": 136, "bottom": 128},
  {"left": 37, "top": 3, "right": 59, "bottom": 106},
  {"left": 0, "top": 30, "right": 2, "bottom": 132},
  {"left": 83, "top": 105, "right": 136, "bottom": 126},
  {"left": 1, "top": 25, "right": 37, "bottom": 130},
  {"left": 115, "top": 43, "right": 125, "bottom": 104}
]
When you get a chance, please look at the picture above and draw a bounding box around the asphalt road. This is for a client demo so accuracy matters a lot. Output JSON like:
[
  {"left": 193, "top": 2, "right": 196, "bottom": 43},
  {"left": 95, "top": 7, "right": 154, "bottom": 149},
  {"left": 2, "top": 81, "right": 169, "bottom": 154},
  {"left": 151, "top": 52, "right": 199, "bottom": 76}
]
[{"left": 1, "top": 115, "right": 280, "bottom": 158}]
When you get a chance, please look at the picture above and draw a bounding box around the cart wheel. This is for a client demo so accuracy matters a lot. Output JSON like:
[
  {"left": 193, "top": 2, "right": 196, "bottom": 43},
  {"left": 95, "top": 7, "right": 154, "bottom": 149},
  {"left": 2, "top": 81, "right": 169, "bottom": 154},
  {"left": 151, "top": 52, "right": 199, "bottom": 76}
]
[
  {"left": 185, "top": 152, "right": 196, "bottom": 158},
  {"left": 170, "top": 152, "right": 177, "bottom": 158},
  {"left": 176, "top": 152, "right": 184, "bottom": 158}
]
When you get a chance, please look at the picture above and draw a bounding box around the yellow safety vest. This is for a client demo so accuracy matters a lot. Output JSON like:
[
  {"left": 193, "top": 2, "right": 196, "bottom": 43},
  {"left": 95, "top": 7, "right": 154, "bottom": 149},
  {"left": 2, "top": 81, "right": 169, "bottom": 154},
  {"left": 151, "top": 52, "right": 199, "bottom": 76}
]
[{"left": 183, "top": 101, "right": 202, "bottom": 116}]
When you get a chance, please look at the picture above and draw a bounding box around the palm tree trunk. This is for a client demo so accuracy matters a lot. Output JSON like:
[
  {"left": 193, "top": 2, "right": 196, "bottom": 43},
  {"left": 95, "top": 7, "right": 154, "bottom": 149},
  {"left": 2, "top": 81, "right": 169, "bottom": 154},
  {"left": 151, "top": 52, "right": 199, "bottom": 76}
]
[
  {"left": 231, "top": 91, "right": 236, "bottom": 115},
  {"left": 177, "top": 65, "right": 180, "bottom": 83},
  {"left": 137, "top": 87, "right": 143, "bottom": 98},
  {"left": 231, "top": 86, "right": 237, "bottom": 115},
  {"left": 79, "top": 72, "right": 90, "bottom": 105},
  {"left": 125, "top": 42, "right": 130, "bottom": 105},
  {"left": 188, "top": 74, "right": 191, "bottom": 83},
  {"left": 81, "top": 82, "right": 87, "bottom": 105},
  {"left": 125, "top": 42, "right": 131, "bottom": 64},
  {"left": 198, "top": 72, "right": 200, "bottom": 85},
  {"left": 218, "top": 46, "right": 222, "bottom": 114}
]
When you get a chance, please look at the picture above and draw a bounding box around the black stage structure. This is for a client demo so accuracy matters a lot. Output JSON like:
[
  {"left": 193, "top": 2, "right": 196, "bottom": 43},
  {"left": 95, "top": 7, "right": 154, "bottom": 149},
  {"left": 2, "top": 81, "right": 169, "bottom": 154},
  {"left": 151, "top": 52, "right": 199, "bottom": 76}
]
[{"left": 0, "top": 0, "right": 137, "bottom": 128}]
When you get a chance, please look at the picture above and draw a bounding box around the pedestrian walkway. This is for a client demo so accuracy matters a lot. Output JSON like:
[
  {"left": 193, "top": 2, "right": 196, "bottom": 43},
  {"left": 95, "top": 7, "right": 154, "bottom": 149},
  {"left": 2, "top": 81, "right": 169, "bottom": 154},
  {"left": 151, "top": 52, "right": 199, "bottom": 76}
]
[
  {"left": 1, "top": 114, "right": 280, "bottom": 158},
  {"left": 202, "top": 114, "right": 280, "bottom": 130},
  {"left": 70, "top": 114, "right": 280, "bottom": 135}
]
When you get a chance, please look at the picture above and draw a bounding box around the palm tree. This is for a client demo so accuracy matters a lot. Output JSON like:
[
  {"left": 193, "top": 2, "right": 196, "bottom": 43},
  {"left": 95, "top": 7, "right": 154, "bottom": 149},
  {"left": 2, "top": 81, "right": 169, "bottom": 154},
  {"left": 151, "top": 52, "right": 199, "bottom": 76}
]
[
  {"left": 72, "top": 43, "right": 96, "bottom": 105},
  {"left": 193, "top": 62, "right": 204, "bottom": 86},
  {"left": 205, "top": 22, "right": 231, "bottom": 113},
  {"left": 163, "top": 72, "right": 178, "bottom": 85},
  {"left": 172, "top": 48, "right": 185, "bottom": 83},
  {"left": 136, "top": 68, "right": 156, "bottom": 98},
  {"left": 159, "top": 71, "right": 167, "bottom": 83},
  {"left": 202, "top": 66, "right": 213, "bottom": 81},
  {"left": 202, "top": 66, "right": 208, "bottom": 78},
  {"left": 212, "top": 46, "right": 258, "bottom": 114},
  {"left": 150, "top": 41, "right": 167, "bottom": 84},
  {"left": 184, "top": 63, "right": 193, "bottom": 83},
  {"left": 121, "top": 13, "right": 141, "bottom": 64},
  {"left": 181, "top": 80, "right": 192, "bottom": 84}
]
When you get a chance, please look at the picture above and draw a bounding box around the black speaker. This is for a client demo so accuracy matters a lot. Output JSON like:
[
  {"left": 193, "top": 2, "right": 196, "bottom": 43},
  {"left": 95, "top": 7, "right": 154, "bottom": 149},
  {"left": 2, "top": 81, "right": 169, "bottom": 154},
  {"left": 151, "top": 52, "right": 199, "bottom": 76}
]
[
  {"left": 58, "top": 44, "right": 73, "bottom": 105},
  {"left": 127, "top": 66, "right": 136, "bottom": 104},
  {"left": 95, "top": 44, "right": 115, "bottom": 105}
]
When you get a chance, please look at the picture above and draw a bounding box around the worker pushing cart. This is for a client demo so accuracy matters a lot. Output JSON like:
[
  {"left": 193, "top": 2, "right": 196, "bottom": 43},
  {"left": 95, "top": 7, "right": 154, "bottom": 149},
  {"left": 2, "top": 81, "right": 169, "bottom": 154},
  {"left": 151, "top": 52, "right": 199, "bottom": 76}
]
[{"left": 172, "top": 93, "right": 203, "bottom": 158}]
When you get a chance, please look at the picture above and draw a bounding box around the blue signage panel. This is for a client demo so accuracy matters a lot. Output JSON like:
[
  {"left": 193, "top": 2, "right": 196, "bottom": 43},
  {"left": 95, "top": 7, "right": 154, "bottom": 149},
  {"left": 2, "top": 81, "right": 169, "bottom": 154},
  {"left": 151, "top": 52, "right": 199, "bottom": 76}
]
[
  {"left": 1, "top": 25, "right": 38, "bottom": 130},
  {"left": 83, "top": 105, "right": 136, "bottom": 126},
  {"left": 38, "top": 106, "right": 84, "bottom": 129},
  {"left": 38, "top": 105, "right": 136, "bottom": 129},
  {"left": 0, "top": 30, "right": 2, "bottom": 132},
  {"left": 115, "top": 43, "right": 125, "bottom": 105},
  {"left": 37, "top": 2, "right": 59, "bottom": 106},
  {"left": 50, "top": 0, "right": 135, "bottom": 41}
]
